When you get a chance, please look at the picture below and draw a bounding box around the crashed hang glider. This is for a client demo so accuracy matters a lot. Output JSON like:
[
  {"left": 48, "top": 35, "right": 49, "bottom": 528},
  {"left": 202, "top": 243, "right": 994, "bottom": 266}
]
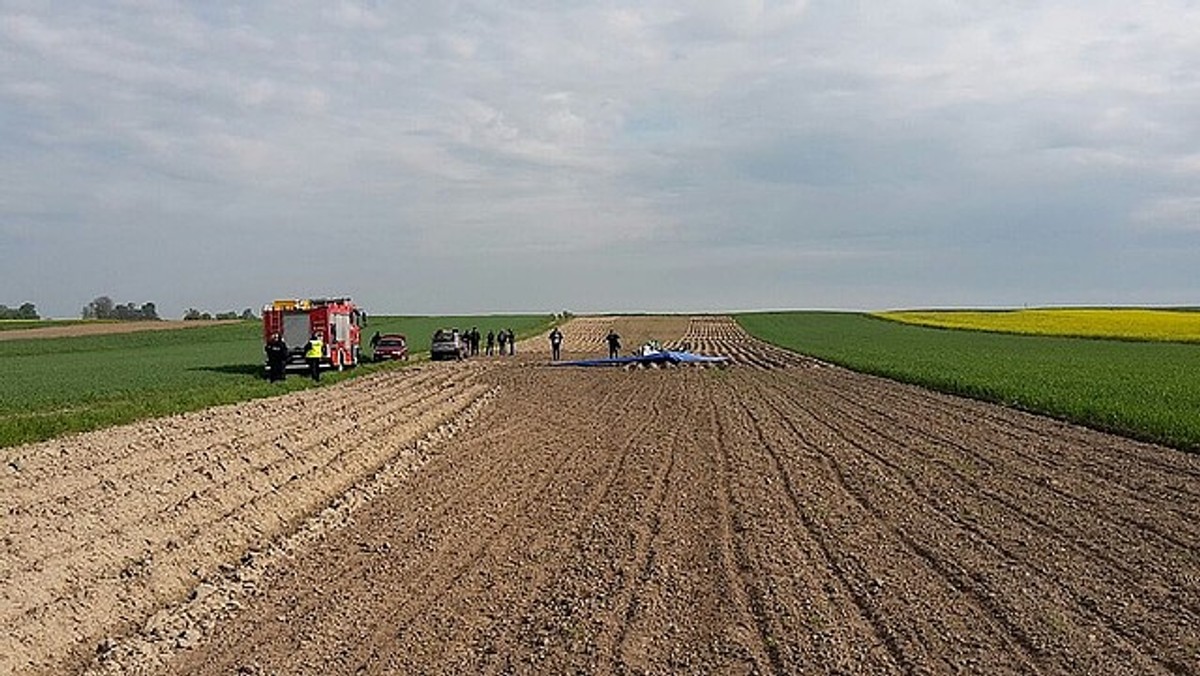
[{"left": 554, "top": 344, "right": 730, "bottom": 367}]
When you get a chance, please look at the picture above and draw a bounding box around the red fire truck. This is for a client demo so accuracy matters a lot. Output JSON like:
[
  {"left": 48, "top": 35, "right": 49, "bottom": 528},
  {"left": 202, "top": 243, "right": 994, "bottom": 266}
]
[{"left": 262, "top": 297, "right": 366, "bottom": 372}]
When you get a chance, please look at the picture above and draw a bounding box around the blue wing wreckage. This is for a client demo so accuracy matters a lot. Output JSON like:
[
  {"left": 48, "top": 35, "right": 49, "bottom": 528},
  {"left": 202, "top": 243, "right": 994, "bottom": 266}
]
[{"left": 553, "top": 341, "right": 730, "bottom": 368}]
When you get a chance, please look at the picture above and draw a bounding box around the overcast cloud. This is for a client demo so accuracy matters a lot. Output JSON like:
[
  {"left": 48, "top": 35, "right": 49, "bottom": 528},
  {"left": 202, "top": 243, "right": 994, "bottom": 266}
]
[{"left": 3, "top": 0, "right": 1199, "bottom": 317}]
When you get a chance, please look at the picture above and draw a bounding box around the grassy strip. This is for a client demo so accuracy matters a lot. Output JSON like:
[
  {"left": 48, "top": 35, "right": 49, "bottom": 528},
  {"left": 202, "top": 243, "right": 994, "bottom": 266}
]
[
  {"left": 877, "top": 308, "right": 1200, "bottom": 343},
  {"left": 0, "top": 315, "right": 554, "bottom": 449},
  {"left": 737, "top": 312, "right": 1200, "bottom": 451}
]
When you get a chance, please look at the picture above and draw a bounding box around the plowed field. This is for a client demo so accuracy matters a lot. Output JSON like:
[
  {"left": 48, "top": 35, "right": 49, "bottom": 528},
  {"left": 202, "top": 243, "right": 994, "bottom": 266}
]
[{"left": 4, "top": 317, "right": 1199, "bottom": 675}]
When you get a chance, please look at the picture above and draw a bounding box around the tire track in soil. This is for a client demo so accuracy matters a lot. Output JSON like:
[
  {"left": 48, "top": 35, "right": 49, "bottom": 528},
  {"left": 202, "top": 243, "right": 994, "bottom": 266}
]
[
  {"left": 603, "top": 372, "right": 770, "bottom": 674},
  {"left": 816, "top": 367, "right": 1200, "bottom": 520},
  {"left": 351, "top": 371, "right": 668, "bottom": 674},
  {"left": 718, "top": 374, "right": 920, "bottom": 673},
  {"left": 756, "top": 369, "right": 1198, "bottom": 673},
  {"left": 741, "top": 372, "right": 1044, "bottom": 672},
  {"left": 803, "top": 375, "right": 1200, "bottom": 612},
  {"left": 828, "top": 381, "right": 1200, "bottom": 595}
]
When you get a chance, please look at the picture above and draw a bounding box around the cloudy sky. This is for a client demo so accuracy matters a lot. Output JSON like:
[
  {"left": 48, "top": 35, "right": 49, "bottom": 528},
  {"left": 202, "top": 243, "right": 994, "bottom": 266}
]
[{"left": 3, "top": 1, "right": 1199, "bottom": 318}]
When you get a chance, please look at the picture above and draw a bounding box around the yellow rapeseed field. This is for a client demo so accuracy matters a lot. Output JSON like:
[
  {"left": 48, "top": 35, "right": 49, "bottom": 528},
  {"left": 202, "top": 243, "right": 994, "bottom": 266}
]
[{"left": 876, "top": 308, "right": 1200, "bottom": 342}]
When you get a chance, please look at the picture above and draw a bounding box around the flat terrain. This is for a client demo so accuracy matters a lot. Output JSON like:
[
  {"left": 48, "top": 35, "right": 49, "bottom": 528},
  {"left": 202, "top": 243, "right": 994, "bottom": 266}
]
[
  {"left": 0, "top": 320, "right": 237, "bottom": 341},
  {"left": 3, "top": 317, "right": 1198, "bottom": 674}
]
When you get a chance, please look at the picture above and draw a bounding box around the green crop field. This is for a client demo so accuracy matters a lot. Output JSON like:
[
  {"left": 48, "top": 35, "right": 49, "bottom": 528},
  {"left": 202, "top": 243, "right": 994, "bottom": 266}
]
[
  {"left": 0, "top": 315, "right": 554, "bottom": 449},
  {"left": 737, "top": 311, "right": 1200, "bottom": 451}
]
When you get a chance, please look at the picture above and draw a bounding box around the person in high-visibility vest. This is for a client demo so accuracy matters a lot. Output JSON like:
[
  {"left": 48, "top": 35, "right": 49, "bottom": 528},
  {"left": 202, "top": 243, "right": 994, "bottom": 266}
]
[{"left": 304, "top": 332, "right": 324, "bottom": 381}]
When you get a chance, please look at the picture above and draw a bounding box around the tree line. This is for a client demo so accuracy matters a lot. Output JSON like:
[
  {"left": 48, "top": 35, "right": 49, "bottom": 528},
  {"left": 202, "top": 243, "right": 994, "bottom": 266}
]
[
  {"left": 183, "top": 308, "right": 257, "bottom": 321},
  {"left": 81, "top": 296, "right": 160, "bottom": 321},
  {"left": 0, "top": 303, "right": 39, "bottom": 320},
  {"left": 5, "top": 297, "right": 260, "bottom": 321}
]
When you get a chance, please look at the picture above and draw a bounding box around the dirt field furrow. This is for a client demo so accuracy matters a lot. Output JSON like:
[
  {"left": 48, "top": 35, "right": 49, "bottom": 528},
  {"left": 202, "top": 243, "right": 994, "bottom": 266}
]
[
  {"left": 803, "top": 372, "right": 1200, "bottom": 610},
  {"left": 758, "top": 370, "right": 1198, "bottom": 672},
  {"left": 823, "top": 368, "right": 1200, "bottom": 511},
  {"left": 2, "top": 364, "right": 496, "bottom": 675},
  {"left": 5, "top": 316, "right": 1200, "bottom": 675},
  {"left": 707, "top": 378, "right": 908, "bottom": 673},
  {"left": 732, "top": 375, "right": 1007, "bottom": 673}
]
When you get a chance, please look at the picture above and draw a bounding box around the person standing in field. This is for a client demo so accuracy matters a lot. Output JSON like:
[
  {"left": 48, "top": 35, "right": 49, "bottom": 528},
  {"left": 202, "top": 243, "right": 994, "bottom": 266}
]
[
  {"left": 486, "top": 330, "right": 495, "bottom": 356},
  {"left": 606, "top": 329, "right": 621, "bottom": 359},
  {"left": 471, "top": 327, "right": 481, "bottom": 356},
  {"left": 304, "top": 332, "right": 324, "bottom": 382},
  {"left": 265, "top": 332, "right": 288, "bottom": 382},
  {"left": 507, "top": 328, "right": 516, "bottom": 355},
  {"left": 497, "top": 330, "right": 507, "bottom": 356},
  {"left": 549, "top": 327, "right": 564, "bottom": 361}
]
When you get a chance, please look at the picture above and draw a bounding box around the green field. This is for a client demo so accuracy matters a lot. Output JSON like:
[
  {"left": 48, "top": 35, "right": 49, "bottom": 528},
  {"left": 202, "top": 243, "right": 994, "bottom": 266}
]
[
  {"left": 0, "top": 315, "right": 554, "bottom": 449},
  {"left": 737, "top": 312, "right": 1200, "bottom": 451}
]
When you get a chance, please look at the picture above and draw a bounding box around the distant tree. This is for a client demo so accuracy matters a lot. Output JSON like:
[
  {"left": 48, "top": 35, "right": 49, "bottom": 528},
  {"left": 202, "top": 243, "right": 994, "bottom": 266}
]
[
  {"left": 82, "top": 296, "right": 115, "bottom": 320},
  {"left": 0, "top": 303, "right": 39, "bottom": 320},
  {"left": 1, "top": 303, "right": 37, "bottom": 319},
  {"left": 184, "top": 307, "right": 256, "bottom": 321},
  {"left": 112, "top": 303, "right": 137, "bottom": 321},
  {"left": 83, "top": 297, "right": 158, "bottom": 320}
]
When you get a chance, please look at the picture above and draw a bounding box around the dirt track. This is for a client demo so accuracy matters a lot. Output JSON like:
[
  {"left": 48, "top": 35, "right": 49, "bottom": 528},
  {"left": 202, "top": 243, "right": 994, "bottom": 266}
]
[
  {"left": 4, "top": 317, "right": 1199, "bottom": 674},
  {"left": 0, "top": 320, "right": 238, "bottom": 341}
]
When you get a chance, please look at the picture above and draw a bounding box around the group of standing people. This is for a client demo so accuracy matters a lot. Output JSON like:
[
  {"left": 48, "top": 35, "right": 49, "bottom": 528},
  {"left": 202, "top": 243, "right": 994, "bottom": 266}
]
[
  {"left": 486, "top": 328, "right": 517, "bottom": 356},
  {"left": 463, "top": 327, "right": 482, "bottom": 356},
  {"left": 266, "top": 324, "right": 612, "bottom": 382}
]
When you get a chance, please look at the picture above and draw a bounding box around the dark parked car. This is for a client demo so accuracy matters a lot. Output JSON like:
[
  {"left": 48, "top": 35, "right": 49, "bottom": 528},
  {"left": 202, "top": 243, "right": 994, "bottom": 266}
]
[
  {"left": 373, "top": 334, "right": 408, "bottom": 361},
  {"left": 430, "top": 328, "right": 468, "bottom": 361}
]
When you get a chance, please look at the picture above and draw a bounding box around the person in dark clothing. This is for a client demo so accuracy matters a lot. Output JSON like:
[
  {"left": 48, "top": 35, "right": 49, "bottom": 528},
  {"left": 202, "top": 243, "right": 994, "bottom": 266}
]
[
  {"left": 497, "top": 330, "right": 508, "bottom": 356},
  {"left": 370, "top": 331, "right": 381, "bottom": 349},
  {"left": 506, "top": 328, "right": 516, "bottom": 355},
  {"left": 549, "top": 327, "right": 563, "bottom": 361},
  {"left": 265, "top": 333, "right": 288, "bottom": 382},
  {"left": 486, "top": 330, "right": 495, "bottom": 356},
  {"left": 470, "top": 327, "right": 480, "bottom": 356},
  {"left": 606, "top": 329, "right": 621, "bottom": 359}
]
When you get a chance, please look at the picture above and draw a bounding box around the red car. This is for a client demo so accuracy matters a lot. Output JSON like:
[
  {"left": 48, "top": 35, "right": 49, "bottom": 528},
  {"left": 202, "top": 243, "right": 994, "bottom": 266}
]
[{"left": 373, "top": 334, "right": 409, "bottom": 361}]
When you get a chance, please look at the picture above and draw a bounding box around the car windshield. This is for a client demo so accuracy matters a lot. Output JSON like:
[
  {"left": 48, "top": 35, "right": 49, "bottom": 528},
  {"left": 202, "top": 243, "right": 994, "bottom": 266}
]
[
  {"left": 433, "top": 330, "right": 454, "bottom": 341},
  {"left": 378, "top": 339, "right": 403, "bottom": 347}
]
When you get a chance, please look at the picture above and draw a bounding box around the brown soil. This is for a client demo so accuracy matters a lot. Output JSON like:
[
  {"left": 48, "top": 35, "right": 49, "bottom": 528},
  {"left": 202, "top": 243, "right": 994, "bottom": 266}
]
[
  {"left": 0, "top": 320, "right": 239, "bottom": 341},
  {"left": 3, "top": 317, "right": 1198, "bottom": 675}
]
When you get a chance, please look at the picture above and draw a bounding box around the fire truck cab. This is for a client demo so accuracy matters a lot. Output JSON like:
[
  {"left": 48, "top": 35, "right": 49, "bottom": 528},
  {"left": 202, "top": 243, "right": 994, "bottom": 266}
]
[{"left": 262, "top": 297, "right": 366, "bottom": 373}]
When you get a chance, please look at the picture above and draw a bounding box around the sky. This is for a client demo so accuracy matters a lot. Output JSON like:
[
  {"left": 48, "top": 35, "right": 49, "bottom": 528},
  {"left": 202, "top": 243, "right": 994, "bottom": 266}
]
[{"left": 3, "top": 1, "right": 1200, "bottom": 318}]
